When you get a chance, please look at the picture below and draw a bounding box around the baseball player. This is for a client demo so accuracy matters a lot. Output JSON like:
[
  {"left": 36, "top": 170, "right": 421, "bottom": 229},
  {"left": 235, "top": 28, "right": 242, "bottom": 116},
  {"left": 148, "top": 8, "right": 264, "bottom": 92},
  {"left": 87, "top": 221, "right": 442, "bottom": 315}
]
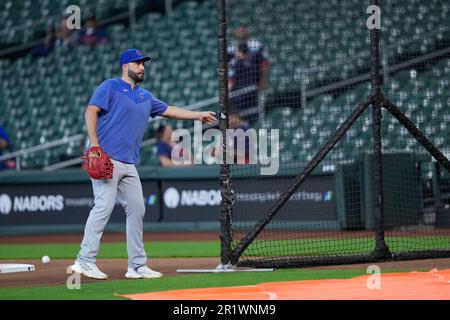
[{"left": 70, "top": 48, "right": 216, "bottom": 279}]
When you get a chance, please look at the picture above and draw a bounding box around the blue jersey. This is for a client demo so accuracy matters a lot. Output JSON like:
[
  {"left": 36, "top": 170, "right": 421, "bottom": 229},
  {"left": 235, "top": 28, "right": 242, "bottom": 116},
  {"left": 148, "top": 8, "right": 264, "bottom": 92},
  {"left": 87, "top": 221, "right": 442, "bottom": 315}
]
[
  {"left": 88, "top": 78, "right": 168, "bottom": 164},
  {"left": 155, "top": 142, "right": 173, "bottom": 160},
  {"left": 229, "top": 51, "right": 267, "bottom": 90}
]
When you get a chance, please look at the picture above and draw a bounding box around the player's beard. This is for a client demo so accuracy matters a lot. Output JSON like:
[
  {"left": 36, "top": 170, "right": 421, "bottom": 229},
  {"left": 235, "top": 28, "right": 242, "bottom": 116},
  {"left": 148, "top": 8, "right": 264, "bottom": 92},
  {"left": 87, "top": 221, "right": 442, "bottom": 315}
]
[{"left": 128, "top": 69, "right": 144, "bottom": 83}]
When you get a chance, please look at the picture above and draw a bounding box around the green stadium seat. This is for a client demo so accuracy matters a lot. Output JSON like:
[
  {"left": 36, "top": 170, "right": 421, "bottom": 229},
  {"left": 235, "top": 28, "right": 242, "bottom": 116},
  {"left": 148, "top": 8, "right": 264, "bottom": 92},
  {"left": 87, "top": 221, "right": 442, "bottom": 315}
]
[{"left": 1, "top": 1, "right": 449, "bottom": 169}]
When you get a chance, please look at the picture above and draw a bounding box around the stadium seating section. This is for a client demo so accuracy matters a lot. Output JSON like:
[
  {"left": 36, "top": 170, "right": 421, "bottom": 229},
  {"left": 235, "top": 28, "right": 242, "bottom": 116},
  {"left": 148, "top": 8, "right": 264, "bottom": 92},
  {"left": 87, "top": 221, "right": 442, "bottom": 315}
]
[
  {"left": 0, "top": 0, "right": 153, "bottom": 46},
  {"left": 0, "top": 0, "right": 448, "bottom": 169}
]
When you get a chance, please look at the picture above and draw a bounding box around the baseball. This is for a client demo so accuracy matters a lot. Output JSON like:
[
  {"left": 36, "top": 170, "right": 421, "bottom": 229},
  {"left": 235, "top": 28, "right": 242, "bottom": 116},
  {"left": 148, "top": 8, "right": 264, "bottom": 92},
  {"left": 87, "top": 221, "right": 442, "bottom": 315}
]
[{"left": 41, "top": 255, "right": 50, "bottom": 264}]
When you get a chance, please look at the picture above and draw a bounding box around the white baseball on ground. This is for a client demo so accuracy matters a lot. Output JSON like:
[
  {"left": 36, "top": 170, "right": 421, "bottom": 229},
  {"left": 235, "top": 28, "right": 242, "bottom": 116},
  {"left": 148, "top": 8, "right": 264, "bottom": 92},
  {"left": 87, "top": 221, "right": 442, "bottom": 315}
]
[{"left": 41, "top": 256, "right": 51, "bottom": 264}]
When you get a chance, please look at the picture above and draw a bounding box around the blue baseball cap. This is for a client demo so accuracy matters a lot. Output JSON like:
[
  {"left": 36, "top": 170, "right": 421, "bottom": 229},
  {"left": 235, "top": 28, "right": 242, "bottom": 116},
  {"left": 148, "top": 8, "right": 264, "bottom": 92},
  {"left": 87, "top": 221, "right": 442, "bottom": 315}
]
[{"left": 119, "top": 48, "right": 151, "bottom": 67}]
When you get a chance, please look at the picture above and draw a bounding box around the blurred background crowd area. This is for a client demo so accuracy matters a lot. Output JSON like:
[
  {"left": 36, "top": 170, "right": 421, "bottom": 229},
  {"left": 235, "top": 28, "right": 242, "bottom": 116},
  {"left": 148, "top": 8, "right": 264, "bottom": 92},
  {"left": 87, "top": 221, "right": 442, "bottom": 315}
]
[{"left": 0, "top": 0, "right": 448, "bottom": 171}]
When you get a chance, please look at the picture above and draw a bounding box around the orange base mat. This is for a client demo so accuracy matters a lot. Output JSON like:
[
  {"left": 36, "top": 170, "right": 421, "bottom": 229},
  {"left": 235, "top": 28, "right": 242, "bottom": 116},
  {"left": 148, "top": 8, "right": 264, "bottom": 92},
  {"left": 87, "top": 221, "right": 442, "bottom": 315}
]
[{"left": 118, "top": 269, "right": 450, "bottom": 300}]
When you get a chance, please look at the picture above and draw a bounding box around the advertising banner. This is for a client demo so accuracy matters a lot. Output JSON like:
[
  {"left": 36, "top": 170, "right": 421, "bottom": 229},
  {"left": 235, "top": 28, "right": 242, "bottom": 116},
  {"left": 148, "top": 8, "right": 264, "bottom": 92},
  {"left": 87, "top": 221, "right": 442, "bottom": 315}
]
[
  {"left": 0, "top": 181, "right": 160, "bottom": 226},
  {"left": 161, "top": 175, "right": 336, "bottom": 222}
]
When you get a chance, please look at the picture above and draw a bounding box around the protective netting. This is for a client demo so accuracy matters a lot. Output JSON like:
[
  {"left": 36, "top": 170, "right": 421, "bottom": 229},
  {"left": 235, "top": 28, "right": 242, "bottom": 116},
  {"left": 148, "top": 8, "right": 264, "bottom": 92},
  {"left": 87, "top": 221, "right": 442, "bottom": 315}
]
[{"left": 220, "top": 0, "right": 450, "bottom": 267}]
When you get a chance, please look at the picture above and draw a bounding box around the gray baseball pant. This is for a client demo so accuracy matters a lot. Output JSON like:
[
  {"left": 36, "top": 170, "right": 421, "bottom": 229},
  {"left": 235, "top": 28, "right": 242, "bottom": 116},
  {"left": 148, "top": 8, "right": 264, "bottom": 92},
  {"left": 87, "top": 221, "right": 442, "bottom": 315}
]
[{"left": 76, "top": 159, "right": 147, "bottom": 269}]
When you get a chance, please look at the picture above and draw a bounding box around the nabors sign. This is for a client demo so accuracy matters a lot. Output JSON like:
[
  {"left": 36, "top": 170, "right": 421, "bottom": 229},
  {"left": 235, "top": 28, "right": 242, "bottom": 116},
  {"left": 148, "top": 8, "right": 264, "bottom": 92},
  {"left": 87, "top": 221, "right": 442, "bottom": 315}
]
[
  {"left": 163, "top": 188, "right": 221, "bottom": 209},
  {"left": 0, "top": 193, "right": 64, "bottom": 215}
]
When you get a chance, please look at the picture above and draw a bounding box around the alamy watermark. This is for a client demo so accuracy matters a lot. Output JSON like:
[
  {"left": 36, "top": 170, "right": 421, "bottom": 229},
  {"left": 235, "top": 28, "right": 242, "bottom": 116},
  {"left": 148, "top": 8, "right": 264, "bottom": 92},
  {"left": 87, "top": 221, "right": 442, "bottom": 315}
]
[
  {"left": 366, "top": 5, "right": 381, "bottom": 30},
  {"left": 65, "top": 5, "right": 81, "bottom": 30},
  {"left": 366, "top": 265, "right": 382, "bottom": 290},
  {"left": 171, "top": 121, "right": 280, "bottom": 175},
  {"left": 66, "top": 266, "right": 81, "bottom": 290}
]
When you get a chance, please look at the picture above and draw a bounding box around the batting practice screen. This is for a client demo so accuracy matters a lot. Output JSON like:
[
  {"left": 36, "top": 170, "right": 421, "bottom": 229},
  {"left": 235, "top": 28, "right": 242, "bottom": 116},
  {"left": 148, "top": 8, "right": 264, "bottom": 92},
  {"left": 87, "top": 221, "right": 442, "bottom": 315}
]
[{"left": 217, "top": 0, "right": 450, "bottom": 268}]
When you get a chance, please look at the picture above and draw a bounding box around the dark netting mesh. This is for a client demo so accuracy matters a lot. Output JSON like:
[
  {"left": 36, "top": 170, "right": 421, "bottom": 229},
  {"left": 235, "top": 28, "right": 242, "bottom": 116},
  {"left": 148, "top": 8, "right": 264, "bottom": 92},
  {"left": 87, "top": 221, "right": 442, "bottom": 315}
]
[{"left": 218, "top": 0, "right": 450, "bottom": 268}]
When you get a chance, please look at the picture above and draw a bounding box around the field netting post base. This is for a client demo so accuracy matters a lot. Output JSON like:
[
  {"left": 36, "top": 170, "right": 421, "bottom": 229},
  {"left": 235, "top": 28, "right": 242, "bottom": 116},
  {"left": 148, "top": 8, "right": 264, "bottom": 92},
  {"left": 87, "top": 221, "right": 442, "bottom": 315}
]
[
  {"left": 217, "top": 0, "right": 450, "bottom": 268},
  {"left": 176, "top": 264, "right": 274, "bottom": 274}
]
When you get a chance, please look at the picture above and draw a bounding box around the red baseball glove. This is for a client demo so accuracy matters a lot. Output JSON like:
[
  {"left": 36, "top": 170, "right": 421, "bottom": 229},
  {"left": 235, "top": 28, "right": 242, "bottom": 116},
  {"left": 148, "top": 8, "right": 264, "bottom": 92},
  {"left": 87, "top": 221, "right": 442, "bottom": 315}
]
[{"left": 82, "top": 146, "right": 114, "bottom": 180}]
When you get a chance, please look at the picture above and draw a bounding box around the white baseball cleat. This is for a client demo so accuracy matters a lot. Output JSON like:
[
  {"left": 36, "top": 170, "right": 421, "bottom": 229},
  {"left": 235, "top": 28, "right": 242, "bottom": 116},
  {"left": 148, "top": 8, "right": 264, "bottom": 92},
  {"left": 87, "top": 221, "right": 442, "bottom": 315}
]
[
  {"left": 125, "top": 265, "right": 163, "bottom": 279},
  {"left": 70, "top": 261, "right": 108, "bottom": 280}
]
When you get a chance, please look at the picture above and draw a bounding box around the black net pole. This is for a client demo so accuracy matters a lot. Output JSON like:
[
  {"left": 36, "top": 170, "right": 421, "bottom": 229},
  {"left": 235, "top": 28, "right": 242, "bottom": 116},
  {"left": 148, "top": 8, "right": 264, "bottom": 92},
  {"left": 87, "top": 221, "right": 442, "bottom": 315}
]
[
  {"left": 382, "top": 98, "right": 450, "bottom": 173},
  {"left": 370, "top": 0, "right": 391, "bottom": 259},
  {"left": 370, "top": 0, "right": 381, "bottom": 95},
  {"left": 216, "top": 0, "right": 233, "bottom": 265}
]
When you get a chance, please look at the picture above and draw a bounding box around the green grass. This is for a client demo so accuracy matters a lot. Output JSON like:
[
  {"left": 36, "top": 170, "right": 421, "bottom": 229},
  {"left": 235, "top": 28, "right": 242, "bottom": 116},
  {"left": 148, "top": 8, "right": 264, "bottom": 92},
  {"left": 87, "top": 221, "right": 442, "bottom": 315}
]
[
  {"left": 0, "top": 269, "right": 374, "bottom": 300},
  {"left": 1, "top": 236, "right": 448, "bottom": 260},
  {"left": 0, "top": 236, "right": 445, "bottom": 300},
  {"left": 245, "top": 236, "right": 450, "bottom": 256},
  {"left": 0, "top": 241, "right": 220, "bottom": 260}
]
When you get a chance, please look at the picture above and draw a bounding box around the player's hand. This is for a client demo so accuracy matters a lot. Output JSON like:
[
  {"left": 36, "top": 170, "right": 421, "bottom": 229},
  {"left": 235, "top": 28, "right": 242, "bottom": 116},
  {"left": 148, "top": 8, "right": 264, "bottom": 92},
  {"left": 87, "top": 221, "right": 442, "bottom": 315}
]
[{"left": 198, "top": 111, "right": 217, "bottom": 124}]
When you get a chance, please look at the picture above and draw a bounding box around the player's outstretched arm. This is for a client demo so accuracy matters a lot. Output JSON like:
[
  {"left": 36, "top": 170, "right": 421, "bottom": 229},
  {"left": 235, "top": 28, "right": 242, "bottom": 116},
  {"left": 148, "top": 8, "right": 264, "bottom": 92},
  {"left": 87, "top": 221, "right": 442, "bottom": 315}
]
[
  {"left": 161, "top": 106, "right": 217, "bottom": 124},
  {"left": 85, "top": 105, "right": 101, "bottom": 147}
]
